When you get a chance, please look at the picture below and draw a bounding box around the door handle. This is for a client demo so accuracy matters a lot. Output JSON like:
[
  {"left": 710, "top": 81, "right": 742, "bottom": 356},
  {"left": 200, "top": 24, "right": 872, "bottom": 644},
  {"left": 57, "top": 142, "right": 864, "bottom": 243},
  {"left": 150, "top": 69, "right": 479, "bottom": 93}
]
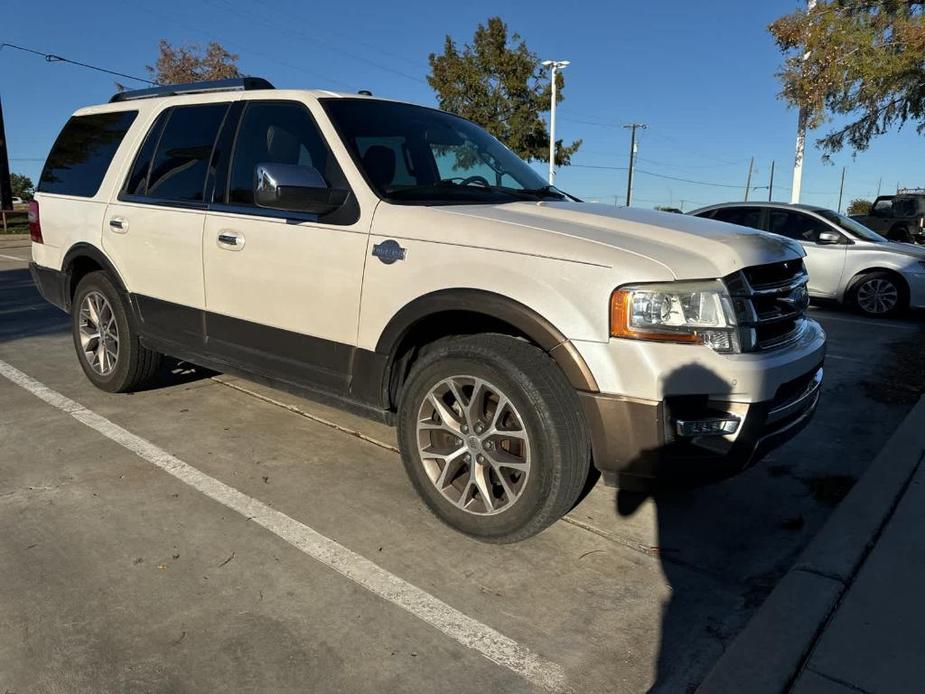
[
  {"left": 108, "top": 217, "right": 128, "bottom": 233},
  {"left": 217, "top": 230, "right": 245, "bottom": 250}
]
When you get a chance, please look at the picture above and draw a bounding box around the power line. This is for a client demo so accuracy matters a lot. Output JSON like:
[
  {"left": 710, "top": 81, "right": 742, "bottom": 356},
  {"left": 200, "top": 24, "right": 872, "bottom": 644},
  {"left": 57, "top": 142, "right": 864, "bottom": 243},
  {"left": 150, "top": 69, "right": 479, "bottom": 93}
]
[
  {"left": 0, "top": 42, "right": 155, "bottom": 84},
  {"left": 205, "top": 0, "right": 426, "bottom": 84}
]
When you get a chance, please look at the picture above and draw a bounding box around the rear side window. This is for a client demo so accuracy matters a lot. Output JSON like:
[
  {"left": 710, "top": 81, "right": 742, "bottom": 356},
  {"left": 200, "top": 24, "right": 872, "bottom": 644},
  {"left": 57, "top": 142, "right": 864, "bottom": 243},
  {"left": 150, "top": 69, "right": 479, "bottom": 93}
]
[
  {"left": 123, "top": 110, "right": 169, "bottom": 196},
  {"left": 709, "top": 206, "right": 764, "bottom": 231},
  {"left": 38, "top": 111, "right": 138, "bottom": 197},
  {"left": 147, "top": 103, "right": 229, "bottom": 202}
]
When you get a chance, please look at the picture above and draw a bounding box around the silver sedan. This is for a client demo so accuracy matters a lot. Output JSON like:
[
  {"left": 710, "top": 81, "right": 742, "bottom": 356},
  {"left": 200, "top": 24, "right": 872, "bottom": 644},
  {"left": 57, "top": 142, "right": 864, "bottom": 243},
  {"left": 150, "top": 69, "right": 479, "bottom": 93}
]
[{"left": 690, "top": 202, "right": 925, "bottom": 316}]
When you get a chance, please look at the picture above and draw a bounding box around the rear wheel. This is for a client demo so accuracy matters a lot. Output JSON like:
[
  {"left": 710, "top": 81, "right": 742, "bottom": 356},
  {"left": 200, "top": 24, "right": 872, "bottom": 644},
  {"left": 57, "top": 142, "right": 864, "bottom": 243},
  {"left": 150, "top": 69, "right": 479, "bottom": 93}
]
[
  {"left": 397, "top": 334, "right": 590, "bottom": 543},
  {"left": 849, "top": 271, "right": 907, "bottom": 317},
  {"left": 72, "top": 272, "right": 161, "bottom": 392}
]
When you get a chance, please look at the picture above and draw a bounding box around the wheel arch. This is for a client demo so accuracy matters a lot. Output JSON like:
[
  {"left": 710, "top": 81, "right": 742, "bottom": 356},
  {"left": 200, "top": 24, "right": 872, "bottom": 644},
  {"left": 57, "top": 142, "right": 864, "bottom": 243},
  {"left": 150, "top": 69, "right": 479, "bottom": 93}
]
[
  {"left": 61, "top": 243, "right": 130, "bottom": 311},
  {"left": 844, "top": 266, "right": 910, "bottom": 305},
  {"left": 375, "top": 289, "right": 599, "bottom": 411}
]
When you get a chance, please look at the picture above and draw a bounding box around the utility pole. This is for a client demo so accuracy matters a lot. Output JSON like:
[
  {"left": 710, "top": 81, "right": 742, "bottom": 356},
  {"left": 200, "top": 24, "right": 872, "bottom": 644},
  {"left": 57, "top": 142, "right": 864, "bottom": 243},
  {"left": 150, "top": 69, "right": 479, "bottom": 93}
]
[
  {"left": 791, "top": 0, "right": 818, "bottom": 204},
  {"left": 837, "top": 167, "right": 846, "bottom": 213},
  {"left": 876, "top": 178, "right": 882, "bottom": 198},
  {"left": 768, "top": 160, "right": 776, "bottom": 202},
  {"left": 744, "top": 157, "right": 755, "bottom": 202},
  {"left": 624, "top": 122, "right": 646, "bottom": 206},
  {"left": 542, "top": 59, "right": 570, "bottom": 185}
]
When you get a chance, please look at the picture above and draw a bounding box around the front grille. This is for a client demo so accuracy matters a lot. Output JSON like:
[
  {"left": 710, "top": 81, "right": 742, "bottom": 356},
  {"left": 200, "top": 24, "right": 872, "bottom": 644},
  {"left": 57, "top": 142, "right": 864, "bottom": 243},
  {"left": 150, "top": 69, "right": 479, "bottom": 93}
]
[{"left": 724, "top": 259, "right": 809, "bottom": 352}]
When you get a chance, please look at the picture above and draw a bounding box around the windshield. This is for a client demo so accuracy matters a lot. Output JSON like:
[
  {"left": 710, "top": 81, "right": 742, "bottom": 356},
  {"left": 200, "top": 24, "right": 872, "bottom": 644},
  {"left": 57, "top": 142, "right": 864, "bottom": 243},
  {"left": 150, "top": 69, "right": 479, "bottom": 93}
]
[
  {"left": 816, "top": 209, "right": 888, "bottom": 242},
  {"left": 322, "top": 99, "right": 566, "bottom": 204}
]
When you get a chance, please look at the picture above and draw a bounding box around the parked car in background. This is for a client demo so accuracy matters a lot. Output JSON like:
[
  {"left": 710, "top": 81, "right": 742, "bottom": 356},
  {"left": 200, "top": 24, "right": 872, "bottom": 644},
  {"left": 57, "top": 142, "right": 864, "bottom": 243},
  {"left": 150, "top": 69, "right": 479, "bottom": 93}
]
[
  {"left": 11, "top": 196, "right": 24, "bottom": 205},
  {"left": 691, "top": 202, "right": 925, "bottom": 316},
  {"left": 851, "top": 190, "right": 925, "bottom": 244}
]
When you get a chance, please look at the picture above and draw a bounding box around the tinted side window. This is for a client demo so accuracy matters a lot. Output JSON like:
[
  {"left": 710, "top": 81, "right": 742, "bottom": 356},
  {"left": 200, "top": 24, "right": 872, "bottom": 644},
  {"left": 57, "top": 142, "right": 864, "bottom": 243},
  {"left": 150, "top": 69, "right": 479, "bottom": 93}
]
[
  {"left": 229, "top": 101, "right": 347, "bottom": 206},
  {"left": 872, "top": 198, "right": 893, "bottom": 216},
  {"left": 768, "top": 210, "right": 832, "bottom": 242},
  {"left": 710, "top": 207, "right": 764, "bottom": 230},
  {"left": 39, "top": 111, "right": 138, "bottom": 197},
  {"left": 147, "top": 103, "right": 228, "bottom": 202},
  {"left": 124, "top": 111, "right": 169, "bottom": 196}
]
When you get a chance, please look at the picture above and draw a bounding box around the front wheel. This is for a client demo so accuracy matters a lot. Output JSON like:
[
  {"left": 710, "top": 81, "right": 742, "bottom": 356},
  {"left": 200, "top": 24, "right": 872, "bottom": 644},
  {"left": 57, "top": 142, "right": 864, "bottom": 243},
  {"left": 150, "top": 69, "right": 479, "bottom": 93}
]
[
  {"left": 849, "top": 271, "right": 907, "bottom": 317},
  {"left": 72, "top": 271, "right": 161, "bottom": 392},
  {"left": 397, "top": 334, "right": 590, "bottom": 543}
]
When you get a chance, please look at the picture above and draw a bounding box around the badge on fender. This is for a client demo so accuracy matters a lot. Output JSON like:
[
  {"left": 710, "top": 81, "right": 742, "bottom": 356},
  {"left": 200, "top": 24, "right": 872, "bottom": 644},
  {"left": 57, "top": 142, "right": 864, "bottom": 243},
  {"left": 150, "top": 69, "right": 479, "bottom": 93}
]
[{"left": 372, "top": 239, "right": 407, "bottom": 265}]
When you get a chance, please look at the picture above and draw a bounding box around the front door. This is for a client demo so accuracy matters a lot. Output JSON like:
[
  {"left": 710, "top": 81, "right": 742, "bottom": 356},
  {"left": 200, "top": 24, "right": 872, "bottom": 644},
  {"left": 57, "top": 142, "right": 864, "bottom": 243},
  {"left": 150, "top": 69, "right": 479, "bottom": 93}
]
[
  {"left": 767, "top": 209, "right": 847, "bottom": 297},
  {"left": 201, "top": 99, "right": 369, "bottom": 394}
]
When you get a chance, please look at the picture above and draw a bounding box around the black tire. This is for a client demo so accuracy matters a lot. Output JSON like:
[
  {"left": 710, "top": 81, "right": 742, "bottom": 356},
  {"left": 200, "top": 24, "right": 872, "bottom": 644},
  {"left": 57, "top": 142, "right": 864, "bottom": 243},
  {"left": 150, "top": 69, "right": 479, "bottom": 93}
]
[
  {"left": 72, "top": 271, "right": 161, "bottom": 392},
  {"left": 397, "top": 334, "right": 590, "bottom": 543},
  {"left": 847, "top": 271, "right": 908, "bottom": 317}
]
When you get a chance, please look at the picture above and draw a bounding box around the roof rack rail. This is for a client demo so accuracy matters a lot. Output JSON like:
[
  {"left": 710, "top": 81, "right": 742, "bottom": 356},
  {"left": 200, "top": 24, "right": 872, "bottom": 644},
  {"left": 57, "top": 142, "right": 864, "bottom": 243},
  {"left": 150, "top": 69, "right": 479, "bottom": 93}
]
[
  {"left": 897, "top": 187, "right": 925, "bottom": 195},
  {"left": 110, "top": 77, "right": 275, "bottom": 103}
]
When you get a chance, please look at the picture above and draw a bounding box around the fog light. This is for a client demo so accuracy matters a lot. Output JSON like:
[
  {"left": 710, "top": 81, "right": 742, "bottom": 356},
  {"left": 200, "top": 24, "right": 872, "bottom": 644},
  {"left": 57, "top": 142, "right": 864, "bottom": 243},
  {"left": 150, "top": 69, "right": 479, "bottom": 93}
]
[{"left": 675, "top": 417, "right": 740, "bottom": 437}]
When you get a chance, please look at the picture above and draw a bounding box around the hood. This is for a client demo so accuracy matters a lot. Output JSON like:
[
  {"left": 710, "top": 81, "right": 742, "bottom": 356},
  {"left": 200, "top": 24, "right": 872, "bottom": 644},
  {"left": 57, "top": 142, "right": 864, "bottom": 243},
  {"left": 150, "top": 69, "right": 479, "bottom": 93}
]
[
  {"left": 881, "top": 240, "right": 925, "bottom": 260},
  {"left": 437, "top": 201, "right": 803, "bottom": 279}
]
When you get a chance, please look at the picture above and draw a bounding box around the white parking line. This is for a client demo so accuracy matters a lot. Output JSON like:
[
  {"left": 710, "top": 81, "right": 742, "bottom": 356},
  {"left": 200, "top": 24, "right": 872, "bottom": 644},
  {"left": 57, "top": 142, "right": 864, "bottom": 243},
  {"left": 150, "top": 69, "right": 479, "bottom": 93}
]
[
  {"left": 0, "top": 253, "right": 27, "bottom": 262},
  {"left": 0, "top": 358, "right": 570, "bottom": 694}
]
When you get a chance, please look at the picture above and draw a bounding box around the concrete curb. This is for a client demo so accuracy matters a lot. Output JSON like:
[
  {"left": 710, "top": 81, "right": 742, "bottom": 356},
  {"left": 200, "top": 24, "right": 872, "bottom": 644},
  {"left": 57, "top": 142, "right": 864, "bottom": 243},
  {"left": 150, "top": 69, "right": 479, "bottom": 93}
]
[{"left": 697, "top": 394, "right": 925, "bottom": 694}]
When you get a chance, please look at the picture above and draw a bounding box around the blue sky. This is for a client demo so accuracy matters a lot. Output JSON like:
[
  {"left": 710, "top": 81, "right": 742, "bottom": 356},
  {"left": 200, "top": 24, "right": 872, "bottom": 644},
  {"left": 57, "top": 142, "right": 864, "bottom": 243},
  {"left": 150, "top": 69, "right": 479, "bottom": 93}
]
[{"left": 2, "top": 0, "right": 922, "bottom": 210}]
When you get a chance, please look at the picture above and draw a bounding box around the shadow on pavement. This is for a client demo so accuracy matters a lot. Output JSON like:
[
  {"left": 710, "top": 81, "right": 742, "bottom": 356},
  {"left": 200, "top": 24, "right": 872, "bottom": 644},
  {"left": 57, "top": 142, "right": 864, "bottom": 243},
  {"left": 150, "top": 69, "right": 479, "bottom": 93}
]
[
  {"left": 0, "top": 267, "right": 70, "bottom": 343},
  {"left": 0, "top": 266, "right": 213, "bottom": 388},
  {"left": 611, "top": 363, "right": 757, "bottom": 693}
]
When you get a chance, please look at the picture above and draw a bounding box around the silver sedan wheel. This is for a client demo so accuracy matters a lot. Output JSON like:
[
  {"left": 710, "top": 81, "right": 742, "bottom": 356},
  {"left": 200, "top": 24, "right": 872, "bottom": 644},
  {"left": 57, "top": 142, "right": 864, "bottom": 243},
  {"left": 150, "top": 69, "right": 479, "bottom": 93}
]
[
  {"left": 78, "top": 291, "right": 119, "bottom": 376},
  {"left": 857, "top": 278, "right": 899, "bottom": 314},
  {"left": 416, "top": 376, "right": 531, "bottom": 516}
]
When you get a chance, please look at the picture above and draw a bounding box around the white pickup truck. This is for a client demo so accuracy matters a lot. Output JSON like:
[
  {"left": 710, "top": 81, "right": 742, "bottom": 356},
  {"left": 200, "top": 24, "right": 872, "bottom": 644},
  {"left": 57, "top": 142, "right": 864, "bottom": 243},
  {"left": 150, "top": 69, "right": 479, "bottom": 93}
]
[{"left": 28, "top": 78, "right": 825, "bottom": 542}]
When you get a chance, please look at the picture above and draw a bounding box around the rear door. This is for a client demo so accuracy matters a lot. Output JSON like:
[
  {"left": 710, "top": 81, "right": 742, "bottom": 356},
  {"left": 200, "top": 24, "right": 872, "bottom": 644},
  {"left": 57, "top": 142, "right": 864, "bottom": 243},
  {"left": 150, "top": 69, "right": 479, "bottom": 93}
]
[
  {"left": 104, "top": 102, "right": 231, "bottom": 345},
  {"left": 766, "top": 209, "right": 847, "bottom": 297},
  {"left": 201, "top": 99, "right": 369, "bottom": 395}
]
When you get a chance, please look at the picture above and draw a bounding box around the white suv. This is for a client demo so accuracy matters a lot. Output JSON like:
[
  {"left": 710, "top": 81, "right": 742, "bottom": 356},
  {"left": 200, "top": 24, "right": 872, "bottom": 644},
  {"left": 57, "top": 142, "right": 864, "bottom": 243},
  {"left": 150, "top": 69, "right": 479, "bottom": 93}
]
[{"left": 29, "top": 79, "right": 826, "bottom": 542}]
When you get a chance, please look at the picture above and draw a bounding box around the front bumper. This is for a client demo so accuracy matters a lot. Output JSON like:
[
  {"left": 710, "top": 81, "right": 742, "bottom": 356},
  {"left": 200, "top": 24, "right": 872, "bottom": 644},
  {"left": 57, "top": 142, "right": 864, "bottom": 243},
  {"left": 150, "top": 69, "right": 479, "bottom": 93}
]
[
  {"left": 579, "top": 361, "right": 824, "bottom": 488},
  {"left": 905, "top": 270, "right": 925, "bottom": 309}
]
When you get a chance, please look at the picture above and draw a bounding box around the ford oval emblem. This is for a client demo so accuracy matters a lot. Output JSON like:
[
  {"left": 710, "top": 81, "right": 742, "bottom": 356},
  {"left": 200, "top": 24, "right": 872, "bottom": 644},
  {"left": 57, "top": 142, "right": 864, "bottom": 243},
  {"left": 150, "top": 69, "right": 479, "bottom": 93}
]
[{"left": 372, "top": 239, "right": 407, "bottom": 265}]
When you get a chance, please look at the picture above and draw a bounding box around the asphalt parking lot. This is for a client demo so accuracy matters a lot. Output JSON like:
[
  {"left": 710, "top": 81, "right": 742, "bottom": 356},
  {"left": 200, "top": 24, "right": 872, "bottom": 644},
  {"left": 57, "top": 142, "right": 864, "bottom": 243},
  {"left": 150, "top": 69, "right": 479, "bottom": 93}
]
[{"left": 1, "top": 240, "right": 923, "bottom": 693}]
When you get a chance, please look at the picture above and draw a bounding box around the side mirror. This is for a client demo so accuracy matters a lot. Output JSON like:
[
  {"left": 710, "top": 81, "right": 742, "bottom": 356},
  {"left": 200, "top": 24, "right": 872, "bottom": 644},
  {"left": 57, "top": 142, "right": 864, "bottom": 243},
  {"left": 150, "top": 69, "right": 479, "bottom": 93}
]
[
  {"left": 254, "top": 162, "right": 348, "bottom": 215},
  {"left": 817, "top": 231, "right": 842, "bottom": 245}
]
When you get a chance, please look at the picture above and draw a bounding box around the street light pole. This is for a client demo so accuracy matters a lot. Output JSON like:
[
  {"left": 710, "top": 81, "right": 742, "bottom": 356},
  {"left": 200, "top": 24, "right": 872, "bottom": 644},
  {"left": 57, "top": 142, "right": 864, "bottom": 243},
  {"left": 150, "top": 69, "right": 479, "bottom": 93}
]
[
  {"left": 542, "top": 59, "right": 570, "bottom": 185},
  {"left": 623, "top": 123, "right": 646, "bottom": 206},
  {"left": 791, "top": 0, "right": 818, "bottom": 204}
]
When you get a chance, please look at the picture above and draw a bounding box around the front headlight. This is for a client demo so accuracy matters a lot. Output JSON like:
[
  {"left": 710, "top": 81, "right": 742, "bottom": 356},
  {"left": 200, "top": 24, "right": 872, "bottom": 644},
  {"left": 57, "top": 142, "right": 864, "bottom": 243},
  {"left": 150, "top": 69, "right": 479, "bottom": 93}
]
[{"left": 610, "top": 280, "right": 740, "bottom": 353}]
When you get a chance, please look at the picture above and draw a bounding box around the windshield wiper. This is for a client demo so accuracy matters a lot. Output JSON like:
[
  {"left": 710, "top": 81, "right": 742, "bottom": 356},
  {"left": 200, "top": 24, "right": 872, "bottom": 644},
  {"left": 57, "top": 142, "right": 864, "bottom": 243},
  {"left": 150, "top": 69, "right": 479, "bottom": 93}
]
[{"left": 517, "top": 185, "right": 579, "bottom": 202}]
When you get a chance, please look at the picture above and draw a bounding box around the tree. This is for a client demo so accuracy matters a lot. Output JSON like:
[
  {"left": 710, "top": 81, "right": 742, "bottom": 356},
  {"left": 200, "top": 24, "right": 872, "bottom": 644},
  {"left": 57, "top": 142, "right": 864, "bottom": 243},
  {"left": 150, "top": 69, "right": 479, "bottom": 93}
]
[
  {"left": 769, "top": 2, "right": 925, "bottom": 157},
  {"left": 11, "top": 173, "right": 33, "bottom": 200},
  {"left": 147, "top": 40, "right": 241, "bottom": 85},
  {"left": 847, "top": 197, "right": 873, "bottom": 215},
  {"left": 427, "top": 17, "right": 581, "bottom": 166}
]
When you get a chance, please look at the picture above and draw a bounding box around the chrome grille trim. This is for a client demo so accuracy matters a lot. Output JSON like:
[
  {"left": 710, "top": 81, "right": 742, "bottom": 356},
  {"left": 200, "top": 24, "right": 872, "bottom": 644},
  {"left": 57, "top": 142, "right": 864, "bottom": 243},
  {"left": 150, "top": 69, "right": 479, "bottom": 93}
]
[{"left": 724, "top": 260, "right": 810, "bottom": 352}]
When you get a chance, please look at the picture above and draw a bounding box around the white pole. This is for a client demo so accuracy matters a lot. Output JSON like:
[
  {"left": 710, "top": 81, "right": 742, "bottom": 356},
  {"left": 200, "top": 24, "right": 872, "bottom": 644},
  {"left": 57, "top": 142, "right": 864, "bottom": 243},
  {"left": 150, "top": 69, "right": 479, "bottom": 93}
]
[
  {"left": 543, "top": 60, "right": 569, "bottom": 185},
  {"left": 791, "top": 0, "right": 817, "bottom": 204},
  {"left": 548, "top": 64, "right": 557, "bottom": 185}
]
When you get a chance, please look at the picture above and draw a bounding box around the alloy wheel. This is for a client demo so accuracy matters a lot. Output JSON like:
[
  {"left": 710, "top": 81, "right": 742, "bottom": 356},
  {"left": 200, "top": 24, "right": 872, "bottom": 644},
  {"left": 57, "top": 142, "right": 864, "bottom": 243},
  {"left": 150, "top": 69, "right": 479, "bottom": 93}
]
[
  {"left": 416, "top": 376, "right": 531, "bottom": 516},
  {"left": 857, "top": 278, "right": 899, "bottom": 315},
  {"left": 78, "top": 291, "right": 119, "bottom": 376}
]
